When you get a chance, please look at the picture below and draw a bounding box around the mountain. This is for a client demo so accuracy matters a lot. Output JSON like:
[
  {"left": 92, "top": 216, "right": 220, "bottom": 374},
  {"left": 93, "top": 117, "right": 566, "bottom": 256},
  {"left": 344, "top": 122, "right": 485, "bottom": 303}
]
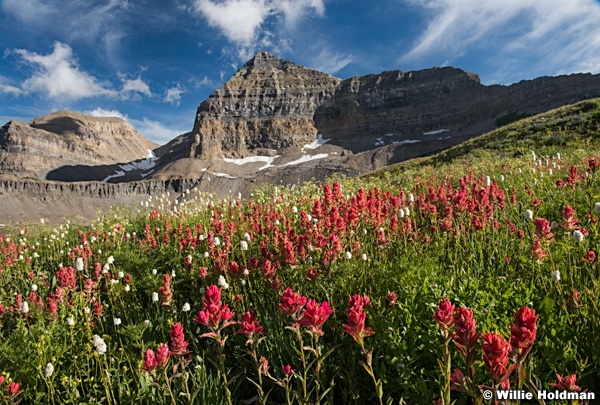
[
  {"left": 0, "top": 110, "right": 157, "bottom": 180},
  {"left": 3, "top": 52, "right": 600, "bottom": 223}
]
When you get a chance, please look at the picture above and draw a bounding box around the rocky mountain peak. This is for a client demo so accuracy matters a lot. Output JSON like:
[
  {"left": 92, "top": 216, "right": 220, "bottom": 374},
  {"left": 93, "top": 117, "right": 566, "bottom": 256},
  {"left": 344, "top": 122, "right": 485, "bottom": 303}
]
[{"left": 185, "top": 52, "right": 342, "bottom": 159}]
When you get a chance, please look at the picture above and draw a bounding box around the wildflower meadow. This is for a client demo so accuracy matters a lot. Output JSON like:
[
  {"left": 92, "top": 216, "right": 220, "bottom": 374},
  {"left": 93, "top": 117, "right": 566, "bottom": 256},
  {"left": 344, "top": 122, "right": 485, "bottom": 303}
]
[{"left": 1, "top": 100, "right": 600, "bottom": 404}]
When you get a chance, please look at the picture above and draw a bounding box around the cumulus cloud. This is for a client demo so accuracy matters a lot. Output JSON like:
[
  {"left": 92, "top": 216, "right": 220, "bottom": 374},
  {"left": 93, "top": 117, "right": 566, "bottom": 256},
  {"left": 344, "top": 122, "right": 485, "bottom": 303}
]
[
  {"left": 190, "top": 0, "right": 326, "bottom": 61},
  {"left": 402, "top": 0, "right": 600, "bottom": 79},
  {"left": 10, "top": 42, "right": 117, "bottom": 100},
  {"left": 7, "top": 42, "right": 155, "bottom": 101},
  {"left": 120, "top": 75, "right": 153, "bottom": 99},
  {"left": 164, "top": 84, "right": 187, "bottom": 105}
]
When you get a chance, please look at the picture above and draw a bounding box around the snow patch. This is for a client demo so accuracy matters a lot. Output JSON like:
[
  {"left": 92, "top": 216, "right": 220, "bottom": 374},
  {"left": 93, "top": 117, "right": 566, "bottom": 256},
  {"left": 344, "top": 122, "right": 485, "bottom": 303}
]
[
  {"left": 392, "top": 139, "right": 421, "bottom": 145},
  {"left": 103, "top": 170, "right": 126, "bottom": 182},
  {"left": 423, "top": 129, "right": 449, "bottom": 136},
  {"left": 282, "top": 154, "right": 329, "bottom": 166},
  {"left": 303, "top": 133, "right": 330, "bottom": 151},
  {"left": 223, "top": 155, "right": 280, "bottom": 171},
  {"left": 212, "top": 172, "right": 237, "bottom": 179},
  {"left": 375, "top": 138, "right": 385, "bottom": 147}
]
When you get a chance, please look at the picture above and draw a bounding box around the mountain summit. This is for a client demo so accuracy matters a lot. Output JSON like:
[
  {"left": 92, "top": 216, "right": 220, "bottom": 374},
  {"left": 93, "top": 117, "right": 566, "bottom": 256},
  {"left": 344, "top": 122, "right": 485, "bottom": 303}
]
[{"left": 182, "top": 52, "right": 341, "bottom": 160}]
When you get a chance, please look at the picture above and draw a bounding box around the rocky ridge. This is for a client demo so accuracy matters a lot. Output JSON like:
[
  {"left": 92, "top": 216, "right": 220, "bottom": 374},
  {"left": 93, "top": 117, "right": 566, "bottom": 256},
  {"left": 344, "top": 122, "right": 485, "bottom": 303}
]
[{"left": 0, "top": 110, "right": 158, "bottom": 180}]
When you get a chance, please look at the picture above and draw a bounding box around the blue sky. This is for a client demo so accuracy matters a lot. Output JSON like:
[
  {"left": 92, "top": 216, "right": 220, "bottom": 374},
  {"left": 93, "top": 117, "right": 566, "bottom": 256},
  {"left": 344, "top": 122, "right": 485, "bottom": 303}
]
[{"left": 2, "top": 0, "right": 600, "bottom": 144}]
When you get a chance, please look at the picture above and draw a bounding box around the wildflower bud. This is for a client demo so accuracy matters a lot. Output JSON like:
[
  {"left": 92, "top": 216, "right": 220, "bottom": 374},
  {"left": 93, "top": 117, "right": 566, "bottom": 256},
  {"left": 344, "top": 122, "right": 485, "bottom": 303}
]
[
  {"left": 259, "top": 357, "right": 269, "bottom": 375},
  {"left": 386, "top": 291, "right": 398, "bottom": 306},
  {"left": 281, "top": 364, "right": 294, "bottom": 376},
  {"left": 433, "top": 297, "right": 454, "bottom": 331}
]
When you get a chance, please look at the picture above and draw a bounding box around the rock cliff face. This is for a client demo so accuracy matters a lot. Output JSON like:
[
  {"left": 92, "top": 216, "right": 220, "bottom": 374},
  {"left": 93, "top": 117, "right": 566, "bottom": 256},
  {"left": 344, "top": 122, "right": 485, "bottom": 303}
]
[
  {"left": 314, "top": 68, "right": 600, "bottom": 151},
  {"left": 0, "top": 110, "right": 157, "bottom": 179},
  {"left": 186, "top": 51, "right": 341, "bottom": 159}
]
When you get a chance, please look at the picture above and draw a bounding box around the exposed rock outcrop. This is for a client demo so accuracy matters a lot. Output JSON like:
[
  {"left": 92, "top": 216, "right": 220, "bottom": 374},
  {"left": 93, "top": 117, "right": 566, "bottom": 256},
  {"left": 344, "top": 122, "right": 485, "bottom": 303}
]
[
  {"left": 185, "top": 51, "right": 341, "bottom": 159},
  {"left": 0, "top": 110, "right": 157, "bottom": 179},
  {"left": 314, "top": 67, "right": 600, "bottom": 151}
]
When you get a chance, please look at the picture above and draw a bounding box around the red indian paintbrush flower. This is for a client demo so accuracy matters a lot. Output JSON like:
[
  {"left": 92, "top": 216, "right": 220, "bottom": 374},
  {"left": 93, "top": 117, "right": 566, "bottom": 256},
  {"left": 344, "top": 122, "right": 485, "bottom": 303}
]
[
  {"left": 279, "top": 287, "right": 307, "bottom": 317},
  {"left": 549, "top": 373, "right": 581, "bottom": 392},
  {"left": 433, "top": 297, "right": 455, "bottom": 332},
  {"left": 237, "top": 311, "right": 264, "bottom": 339},
  {"left": 6, "top": 381, "right": 22, "bottom": 397},
  {"left": 194, "top": 284, "right": 235, "bottom": 329},
  {"left": 156, "top": 343, "right": 170, "bottom": 368},
  {"left": 298, "top": 299, "right": 335, "bottom": 336},
  {"left": 143, "top": 349, "right": 158, "bottom": 372},
  {"left": 159, "top": 274, "right": 173, "bottom": 306},
  {"left": 482, "top": 332, "right": 511, "bottom": 384},
  {"left": 57, "top": 266, "right": 77, "bottom": 290},
  {"left": 170, "top": 322, "right": 190, "bottom": 355},
  {"left": 509, "top": 306, "right": 537, "bottom": 361},
  {"left": 343, "top": 294, "right": 375, "bottom": 345},
  {"left": 453, "top": 306, "right": 479, "bottom": 355}
]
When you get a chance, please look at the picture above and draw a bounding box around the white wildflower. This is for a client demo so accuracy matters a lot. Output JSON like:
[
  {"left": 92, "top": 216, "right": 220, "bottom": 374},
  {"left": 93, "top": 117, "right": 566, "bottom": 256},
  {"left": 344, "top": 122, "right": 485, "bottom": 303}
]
[
  {"left": 292, "top": 206, "right": 298, "bottom": 214},
  {"left": 595, "top": 202, "right": 600, "bottom": 213},
  {"left": 31, "top": 284, "right": 38, "bottom": 292},
  {"left": 484, "top": 176, "right": 491, "bottom": 187},
  {"left": 67, "top": 317, "right": 75, "bottom": 326},
  {"left": 144, "top": 319, "right": 151, "bottom": 326},
  {"left": 113, "top": 318, "right": 121, "bottom": 326},
  {"left": 240, "top": 240, "right": 248, "bottom": 251},
  {"left": 213, "top": 236, "right": 221, "bottom": 246},
  {"left": 361, "top": 253, "right": 367, "bottom": 261},
  {"left": 152, "top": 269, "right": 157, "bottom": 275},
  {"left": 403, "top": 207, "right": 410, "bottom": 216},
  {"left": 204, "top": 251, "right": 209, "bottom": 258},
  {"left": 243, "top": 268, "right": 250, "bottom": 276},
  {"left": 92, "top": 335, "right": 107, "bottom": 354},
  {"left": 500, "top": 175, "right": 505, "bottom": 182},
  {"left": 107, "top": 256, "right": 115, "bottom": 265},
  {"left": 243, "top": 233, "right": 251, "bottom": 242},
  {"left": 524, "top": 210, "right": 534, "bottom": 220},
  {"left": 551, "top": 270, "right": 561, "bottom": 281},
  {"left": 550, "top": 221, "right": 559, "bottom": 229},
  {"left": 345, "top": 251, "right": 352, "bottom": 260},
  {"left": 102, "top": 263, "right": 110, "bottom": 274},
  {"left": 152, "top": 292, "right": 159, "bottom": 302},
  {"left": 124, "top": 285, "right": 130, "bottom": 292},
  {"left": 117, "top": 271, "right": 124, "bottom": 279},
  {"left": 21, "top": 301, "right": 29, "bottom": 314},
  {"left": 75, "top": 257, "right": 84, "bottom": 271},
  {"left": 398, "top": 209, "right": 405, "bottom": 218},
  {"left": 200, "top": 287, "right": 206, "bottom": 295},
  {"left": 408, "top": 193, "right": 414, "bottom": 202},
  {"left": 217, "top": 275, "right": 229, "bottom": 289},
  {"left": 84, "top": 307, "right": 91, "bottom": 314},
  {"left": 182, "top": 303, "right": 191, "bottom": 312},
  {"left": 44, "top": 363, "right": 54, "bottom": 378},
  {"left": 110, "top": 279, "right": 119, "bottom": 285},
  {"left": 573, "top": 230, "right": 585, "bottom": 243}
]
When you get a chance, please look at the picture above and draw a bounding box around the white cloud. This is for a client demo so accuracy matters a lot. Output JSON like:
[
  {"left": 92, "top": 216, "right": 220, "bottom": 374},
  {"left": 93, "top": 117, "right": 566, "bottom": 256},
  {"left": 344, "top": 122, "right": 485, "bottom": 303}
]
[
  {"left": 11, "top": 42, "right": 117, "bottom": 100},
  {"left": 164, "top": 84, "right": 187, "bottom": 105},
  {"left": 120, "top": 76, "right": 153, "bottom": 98},
  {"left": 85, "top": 108, "right": 128, "bottom": 120},
  {"left": 402, "top": 0, "right": 600, "bottom": 79},
  {"left": 309, "top": 49, "right": 353, "bottom": 75},
  {"left": 0, "top": 77, "right": 26, "bottom": 96},
  {"left": 191, "top": 0, "right": 326, "bottom": 61},
  {"left": 2, "top": 0, "right": 130, "bottom": 60}
]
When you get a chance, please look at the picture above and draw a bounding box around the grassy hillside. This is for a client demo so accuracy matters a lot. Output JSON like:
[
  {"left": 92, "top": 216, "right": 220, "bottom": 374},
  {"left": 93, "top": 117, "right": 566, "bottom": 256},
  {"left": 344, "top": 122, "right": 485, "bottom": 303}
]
[{"left": 0, "top": 99, "right": 599, "bottom": 404}]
